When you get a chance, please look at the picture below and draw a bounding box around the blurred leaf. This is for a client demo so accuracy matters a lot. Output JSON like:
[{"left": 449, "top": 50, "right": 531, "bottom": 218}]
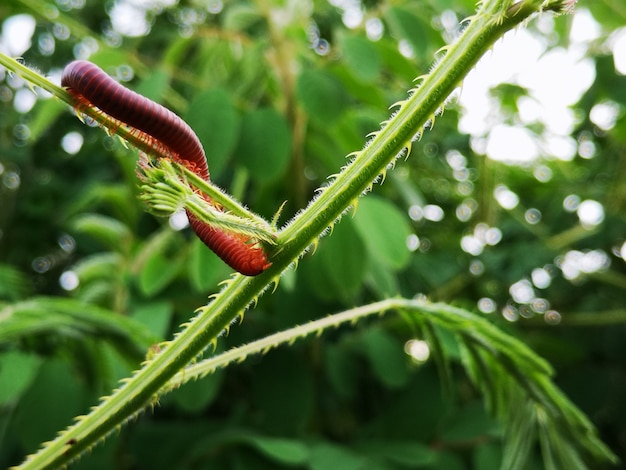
[
  {"left": 134, "top": 229, "right": 185, "bottom": 297},
  {"left": 138, "top": 246, "right": 183, "bottom": 297},
  {"left": 28, "top": 98, "right": 66, "bottom": 144},
  {"left": 331, "top": 66, "right": 388, "bottom": 109},
  {"left": 340, "top": 34, "right": 381, "bottom": 83},
  {"left": 89, "top": 50, "right": 132, "bottom": 69},
  {"left": 0, "top": 297, "right": 156, "bottom": 359},
  {"left": 223, "top": 4, "right": 263, "bottom": 31},
  {"left": 353, "top": 196, "right": 412, "bottom": 270},
  {"left": 430, "top": 451, "right": 466, "bottom": 470},
  {"left": 0, "top": 264, "right": 30, "bottom": 301},
  {"left": 74, "top": 280, "right": 117, "bottom": 306},
  {"left": 246, "top": 435, "right": 309, "bottom": 465},
  {"left": 127, "top": 421, "right": 218, "bottom": 469},
  {"left": 376, "top": 37, "right": 420, "bottom": 83},
  {"left": 65, "top": 183, "right": 138, "bottom": 226},
  {"left": 71, "top": 253, "right": 123, "bottom": 284},
  {"left": 13, "top": 358, "right": 86, "bottom": 452},
  {"left": 166, "top": 370, "right": 224, "bottom": 413},
  {"left": 500, "top": 399, "right": 536, "bottom": 470},
  {"left": 410, "top": 251, "right": 463, "bottom": 289},
  {"left": 163, "top": 36, "right": 196, "bottom": 68},
  {"left": 490, "top": 83, "right": 528, "bottom": 116},
  {"left": 304, "top": 219, "right": 367, "bottom": 302},
  {"left": 136, "top": 69, "right": 169, "bottom": 102},
  {"left": 384, "top": 7, "right": 430, "bottom": 61},
  {"left": 327, "top": 107, "right": 385, "bottom": 157},
  {"left": 234, "top": 108, "right": 291, "bottom": 183},
  {"left": 365, "top": 258, "right": 400, "bottom": 297},
  {"left": 360, "top": 327, "right": 410, "bottom": 389},
  {"left": 0, "top": 351, "right": 42, "bottom": 406},
  {"left": 473, "top": 443, "right": 502, "bottom": 470},
  {"left": 251, "top": 350, "right": 314, "bottom": 434},
  {"left": 355, "top": 440, "right": 437, "bottom": 467},
  {"left": 71, "top": 214, "right": 132, "bottom": 252},
  {"left": 586, "top": 2, "right": 626, "bottom": 30},
  {"left": 309, "top": 442, "right": 365, "bottom": 470},
  {"left": 441, "top": 401, "right": 500, "bottom": 443},
  {"left": 188, "top": 237, "right": 230, "bottom": 292},
  {"left": 297, "top": 69, "right": 348, "bottom": 123},
  {"left": 131, "top": 301, "right": 173, "bottom": 339},
  {"left": 186, "top": 89, "right": 240, "bottom": 179},
  {"left": 422, "top": 321, "right": 454, "bottom": 399},
  {"left": 324, "top": 342, "right": 360, "bottom": 399}
]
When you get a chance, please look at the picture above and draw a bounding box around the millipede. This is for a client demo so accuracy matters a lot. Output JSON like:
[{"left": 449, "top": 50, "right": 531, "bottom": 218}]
[{"left": 62, "top": 60, "right": 270, "bottom": 276}]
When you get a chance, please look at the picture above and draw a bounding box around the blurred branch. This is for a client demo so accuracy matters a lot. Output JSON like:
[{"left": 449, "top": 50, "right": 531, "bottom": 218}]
[
  {"left": 528, "top": 309, "right": 626, "bottom": 326},
  {"left": 165, "top": 298, "right": 616, "bottom": 467}
]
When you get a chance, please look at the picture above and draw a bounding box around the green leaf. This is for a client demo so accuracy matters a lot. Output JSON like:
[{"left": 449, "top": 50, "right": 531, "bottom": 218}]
[
  {"left": 355, "top": 440, "right": 437, "bottom": 467},
  {"left": 65, "top": 183, "right": 139, "bottom": 226},
  {"left": 376, "top": 37, "right": 419, "bottom": 83},
  {"left": 304, "top": 219, "right": 367, "bottom": 302},
  {"left": 234, "top": 108, "right": 291, "bottom": 183},
  {"left": 223, "top": 4, "right": 263, "bottom": 31},
  {"left": 441, "top": 401, "right": 500, "bottom": 443},
  {"left": 353, "top": 196, "right": 412, "bottom": 270},
  {"left": 384, "top": 7, "right": 432, "bottom": 60},
  {"left": 14, "top": 358, "right": 86, "bottom": 452},
  {"left": 247, "top": 436, "right": 309, "bottom": 465},
  {"left": 250, "top": 350, "right": 315, "bottom": 434},
  {"left": 71, "top": 214, "right": 132, "bottom": 252},
  {"left": 365, "top": 257, "right": 400, "bottom": 297},
  {"left": 186, "top": 89, "right": 240, "bottom": 178},
  {"left": 0, "top": 264, "right": 30, "bottom": 301},
  {"left": 296, "top": 69, "right": 348, "bottom": 123},
  {"left": 0, "top": 297, "right": 156, "bottom": 358},
  {"left": 329, "top": 68, "right": 388, "bottom": 113},
  {"left": 340, "top": 34, "right": 381, "bottom": 83},
  {"left": 309, "top": 442, "right": 365, "bottom": 470},
  {"left": 473, "top": 443, "right": 503, "bottom": 470},
  {"left": 0, "top": 351, "right": 42, "bottom": 405},
  {"left": 167, "top": 370, "right": 224, "bottom": 413},
  {"left": 71, "top": 253, "right": 123, "bottom": 284},
  {"left": 360, "top": 327, "right": 409, "bottom": 389},
  {"left": 163, "top": 36, "right": 196, "bottom": 68},
  {"left": 324, "top": 343, "right": 360, "bottom": 399},
  {"left": 136, "top": 69, "right": 170, "bottom": 102},
  {"left": 188, "top": 236, "right": 231, "bottom": 291},
  {"left": 88, "top": 50, "right": 132, "bottom": 70},
  {"left": 28, "top": 98, "right": 66, "bottom": 144},
  {"left": 430, "top": 451, "right": 466, "bottom": 470},
  {"left": 131, "top": 301, "right": 173, "bottom": 338},
  {"left": 500, "top": 399, "right": 536, "bottom": 470},
  {"left": 138, "top": 246, "right": 183, "bottom": 297}
]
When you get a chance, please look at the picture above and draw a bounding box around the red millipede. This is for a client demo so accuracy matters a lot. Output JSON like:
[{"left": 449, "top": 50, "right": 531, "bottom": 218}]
[{"left": 62, "top": 60, "right": 270, "bottom": 276}]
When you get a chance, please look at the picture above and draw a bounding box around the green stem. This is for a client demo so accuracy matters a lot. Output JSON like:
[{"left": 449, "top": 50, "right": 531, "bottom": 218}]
[
  {"left": 0, "top": 54, "right": 180, "bottom": 167},
  {"left": 168, "top": 298, "right": 614, "bottom": 465},
  {"left": 138, "top": 160, "right": 276, "bottom": 243},
  {"left": 177, "top": 164, "right": 274, "bottom": 230},
  {"left": 0, "top": 55, "right": 71, "bottom": 104}
]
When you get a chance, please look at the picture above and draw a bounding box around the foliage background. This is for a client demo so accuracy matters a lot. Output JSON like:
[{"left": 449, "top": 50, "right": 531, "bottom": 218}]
[{"left": 1, "top": 0, "right": 625, "bottom": 468}]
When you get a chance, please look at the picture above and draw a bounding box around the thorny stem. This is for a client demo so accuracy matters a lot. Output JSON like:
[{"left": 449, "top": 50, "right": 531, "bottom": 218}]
[{"left": 138, "top": 160, "right": 276, "bottom": 244}]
